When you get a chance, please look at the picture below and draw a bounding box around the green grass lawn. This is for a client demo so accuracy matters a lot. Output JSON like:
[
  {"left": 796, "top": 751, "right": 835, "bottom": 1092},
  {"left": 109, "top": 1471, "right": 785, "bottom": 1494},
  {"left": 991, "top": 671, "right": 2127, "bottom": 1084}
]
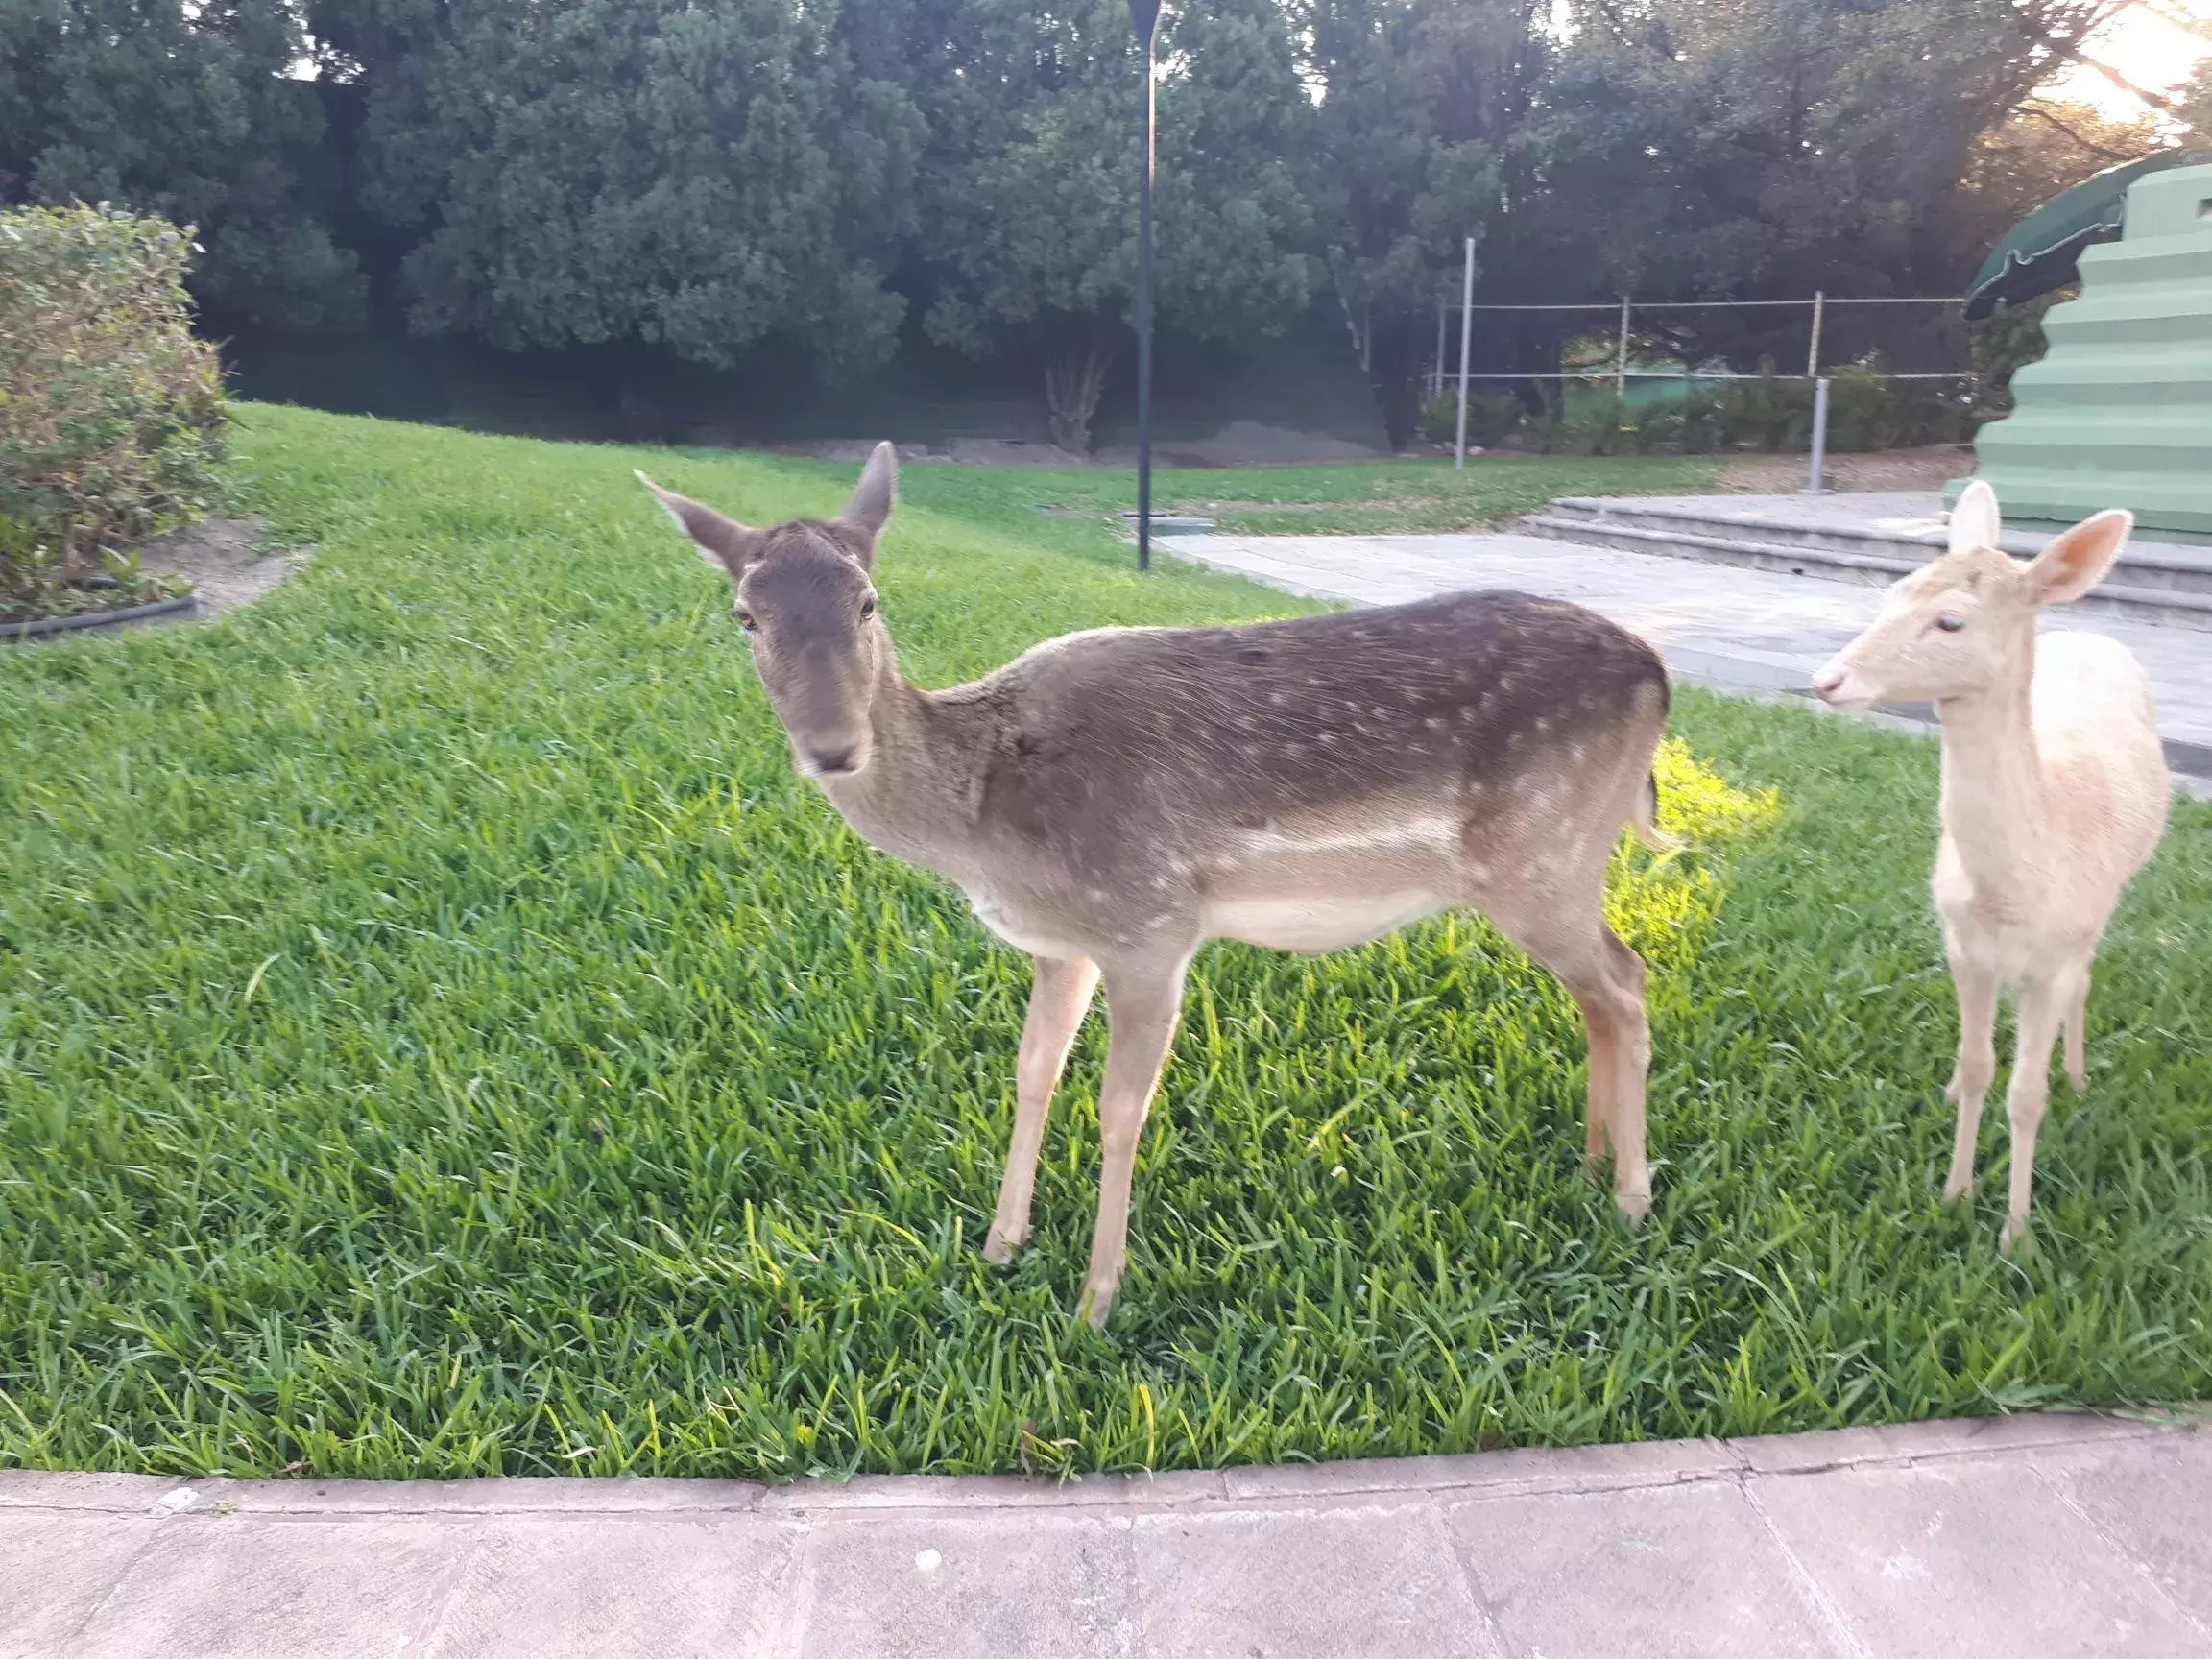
[
  {"left": 902, "top": 451, "right": 1716, "bottom": 535},
  {"left": 1, "top": 404, "right": 2206, "bottom": 1481}
]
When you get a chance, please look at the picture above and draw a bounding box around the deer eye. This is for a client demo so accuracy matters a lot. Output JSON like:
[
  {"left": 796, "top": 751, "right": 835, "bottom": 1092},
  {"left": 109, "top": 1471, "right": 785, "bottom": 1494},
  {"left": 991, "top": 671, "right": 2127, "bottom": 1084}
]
[
  {"left": 733, "top": 608, "right": 757, "bottom": 633},
  {"left": 859, "top": 596, "right": 878, "bottom": 620},
  {"left": 1936, "top": 615, "right": 1966, "bottom": 633}
]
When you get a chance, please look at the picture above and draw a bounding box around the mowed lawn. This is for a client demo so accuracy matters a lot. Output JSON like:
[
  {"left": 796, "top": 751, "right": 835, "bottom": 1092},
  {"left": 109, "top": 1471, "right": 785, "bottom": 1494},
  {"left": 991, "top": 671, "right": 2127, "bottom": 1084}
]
[
  {"left": 918, "top": 450, "right": 1715, "bottom": 536},
  {"left": 1, "top": 405, "right": 2207, "bottom": 1481}
]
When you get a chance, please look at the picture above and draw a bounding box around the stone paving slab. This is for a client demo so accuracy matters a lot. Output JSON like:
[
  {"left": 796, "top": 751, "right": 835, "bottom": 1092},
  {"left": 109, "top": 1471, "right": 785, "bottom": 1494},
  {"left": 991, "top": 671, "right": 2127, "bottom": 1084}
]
[
  {"left": 6, "top": 1414, "right": 2206, "bottom": 1658},
  {"left": 1168, "top": 528, "right": 2212, "bottom": 762},
  {"left": 1754, "top": 1458, "right": 2208, "bottom": 1658},
  {"left": 1445, "top": 1479, "right": 1840, "bottom": 1658},
  {"left": 1575, "top": 492, "right": 2212, "bottom": 564}
]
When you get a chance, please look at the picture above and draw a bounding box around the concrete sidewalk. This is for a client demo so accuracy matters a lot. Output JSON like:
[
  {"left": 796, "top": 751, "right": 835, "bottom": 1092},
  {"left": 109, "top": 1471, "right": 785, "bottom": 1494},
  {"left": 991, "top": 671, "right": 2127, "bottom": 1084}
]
[
  {"left": 5, "top": 1414, "right": 2207, "bottom": 1657},
  {"left": 1167, "top": 528, "right": 2212, "bottom": 781}
]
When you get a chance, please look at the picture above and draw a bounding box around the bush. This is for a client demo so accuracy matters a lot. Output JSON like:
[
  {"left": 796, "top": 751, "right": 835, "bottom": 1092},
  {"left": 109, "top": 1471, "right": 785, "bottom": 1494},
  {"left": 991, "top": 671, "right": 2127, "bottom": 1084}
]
[
  {"left": 1417, "top": 386, "right": 1522, "bottom": 446},
  {"left": 0, "top": 204, "right": 227, "bottom": 621},
  {"left": 1968, "top": 291, "right": 2065, "bottom": 425},
  {"left": 1677, "top": 385, "right": 1728, "bottom": 453},
  {"left": 1627, "top": 397, "right": 1685, "bottom": 454},
  {"left": 1562, "top": 394, "right": 1633, "bottom": 455},
  {"left": 1719, "top": 363, "right": 1811, "bottom": 451}
]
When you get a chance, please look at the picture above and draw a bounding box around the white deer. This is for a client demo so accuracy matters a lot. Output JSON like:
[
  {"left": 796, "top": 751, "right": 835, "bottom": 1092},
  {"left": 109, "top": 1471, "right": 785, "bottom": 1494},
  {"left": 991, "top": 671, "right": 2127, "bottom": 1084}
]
[
  {"left": 1813, "top": 480, "right": 2170, "bottom": 1252},
  {"left": 640, "top": 445, "right": 1675, "bottom": 1324}
]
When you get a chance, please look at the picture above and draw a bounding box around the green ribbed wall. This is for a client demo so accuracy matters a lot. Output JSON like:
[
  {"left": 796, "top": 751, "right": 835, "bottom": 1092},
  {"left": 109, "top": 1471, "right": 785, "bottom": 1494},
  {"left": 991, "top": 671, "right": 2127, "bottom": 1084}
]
[{"left": 1958, "top": 163, "right": 2212, "bottom": 542}]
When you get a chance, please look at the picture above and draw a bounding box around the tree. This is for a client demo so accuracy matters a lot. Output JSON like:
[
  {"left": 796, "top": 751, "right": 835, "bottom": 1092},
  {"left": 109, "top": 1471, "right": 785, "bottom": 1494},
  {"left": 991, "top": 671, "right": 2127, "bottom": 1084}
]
[
  {"left": 0, "top": 0, "right": 364, "bottom": 332},
  {"left": 918, "top": 0, "right": 1312, "bottom": 453},
  {"left": 1484, "top": 0, "right": 2148, "bottom": 378},
  {"left": 334, "top": 0, "right": 924, "bottom": 374},
  {"left": 1296, "top": 0, "right": 1522, "bottom": 442},
  {"left": 2182, "top": 58, "right": 2212, "bottom": 143}
]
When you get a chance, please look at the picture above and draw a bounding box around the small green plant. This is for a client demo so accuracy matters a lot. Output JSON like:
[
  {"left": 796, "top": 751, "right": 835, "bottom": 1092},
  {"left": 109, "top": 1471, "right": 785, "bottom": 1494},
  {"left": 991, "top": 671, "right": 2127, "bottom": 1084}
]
[{"left": 0, "top": 204, "right": 227, "bottom": 622}]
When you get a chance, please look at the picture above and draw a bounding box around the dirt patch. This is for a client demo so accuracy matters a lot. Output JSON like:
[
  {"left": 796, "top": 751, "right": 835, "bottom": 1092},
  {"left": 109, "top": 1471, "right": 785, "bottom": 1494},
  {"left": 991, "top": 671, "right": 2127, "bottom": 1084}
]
[
  {"left": 136, "top": 517, "right": 302, "bottom": 622},
  {"left": 757, "top": 440, "right": 942, "bottom": 464},
  {"left": 1709, "top": 444, "right": 1973, "bottom": 494}
]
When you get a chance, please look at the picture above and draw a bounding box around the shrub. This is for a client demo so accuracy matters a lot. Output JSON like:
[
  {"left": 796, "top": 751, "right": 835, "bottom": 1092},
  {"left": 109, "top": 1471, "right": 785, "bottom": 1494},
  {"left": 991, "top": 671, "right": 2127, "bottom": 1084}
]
[
  {"left": 1562, "top": 394, "right": 1633, "bottom": 455},
  {"left": 1821, "top": 359, "right": 1970, "bottom": 452},
  {"left": 1417, "top": 386, "right": 1523, "bottom": 446},
  {"left": 1969, "top": 290, "right": 2066, "bottom": 424},
  {"left": 1677, "top": 384, "right": 1728, "bottom": 453},
  {"left": 1627, "top": 396, "right": 1685, "bottom": 454},
  {"left": 0, "top": 204, "right": 227, "bottom": 621},
  {"left": 1719, "top": 363, "right": 1811, "bottom": 451}
]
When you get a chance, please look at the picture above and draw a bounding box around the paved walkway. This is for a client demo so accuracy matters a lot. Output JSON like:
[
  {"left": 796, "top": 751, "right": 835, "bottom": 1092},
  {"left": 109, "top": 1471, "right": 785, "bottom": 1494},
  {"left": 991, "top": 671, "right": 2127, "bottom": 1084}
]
[
  {"left": 1168, "top": 529, "right": 2212, "bottom": 771},
  {"left": 5, "top": 1414, "right": 2207, "bottom": 1657}
]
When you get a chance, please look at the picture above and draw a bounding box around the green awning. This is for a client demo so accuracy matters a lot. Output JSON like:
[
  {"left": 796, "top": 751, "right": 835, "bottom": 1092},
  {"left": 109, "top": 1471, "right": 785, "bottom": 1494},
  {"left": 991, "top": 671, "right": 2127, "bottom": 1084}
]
[{"left": 1963, "top": 148, "right": 2212, "bottom": 321}]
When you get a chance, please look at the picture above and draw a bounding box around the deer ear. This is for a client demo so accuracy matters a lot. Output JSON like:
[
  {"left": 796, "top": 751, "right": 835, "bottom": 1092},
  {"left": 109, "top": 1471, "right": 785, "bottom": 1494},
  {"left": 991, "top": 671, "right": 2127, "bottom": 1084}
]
[
  {"left": 836, "top": 442, "right": 898, "bottom": 552},
  {"left": 1947, "top": 480, "right": 2001, "bottom": 555},
  {"left": 637, "top": 473, "right": 764, "bottom": 579},
  {"left": 2025, "top": 508, "right": 2131, "bottom": 607}
]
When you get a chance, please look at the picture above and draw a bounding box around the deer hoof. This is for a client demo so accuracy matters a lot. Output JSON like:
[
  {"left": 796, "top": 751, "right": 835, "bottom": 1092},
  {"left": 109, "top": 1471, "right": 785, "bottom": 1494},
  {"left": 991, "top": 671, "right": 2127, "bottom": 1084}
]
[
  {"left": 1999, "top": 1216, "right": 2033, "bottom": 1259},
  {"left": 981, "top": 1231, "right": 1017, "bottom": 1266},
  {"left": 1614, "top": 1189, "right": 1651, "bottom": 1227},
  {"left": 1078, "top": 1281, "right": 1118, "bottom": 1330},
  {"left": 2066, "top": 1066, "right": 2088, "bottom": 1095}
]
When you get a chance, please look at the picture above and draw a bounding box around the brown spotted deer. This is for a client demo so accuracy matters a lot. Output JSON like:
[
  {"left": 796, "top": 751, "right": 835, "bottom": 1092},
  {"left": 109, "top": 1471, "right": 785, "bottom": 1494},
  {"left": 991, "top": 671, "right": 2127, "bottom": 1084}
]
[
  {"left": 1813, "top": 480, "right": 2170, "bottom": 1254},
  {"left": 641, "top": 444, "right": 1673, "bottom": 1324}
]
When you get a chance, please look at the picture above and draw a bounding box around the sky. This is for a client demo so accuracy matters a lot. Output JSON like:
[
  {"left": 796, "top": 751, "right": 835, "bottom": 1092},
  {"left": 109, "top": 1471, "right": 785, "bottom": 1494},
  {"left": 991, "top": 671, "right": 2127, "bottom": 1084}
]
[{"left": 2048, "top": 1, "right": 2211, "bottom": 119}]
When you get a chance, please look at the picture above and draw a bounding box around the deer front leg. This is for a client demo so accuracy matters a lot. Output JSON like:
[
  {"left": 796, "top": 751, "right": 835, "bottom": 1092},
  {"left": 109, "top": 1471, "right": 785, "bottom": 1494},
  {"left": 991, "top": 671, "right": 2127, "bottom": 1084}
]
[
  {"left": 985, "top": 955, "right": 1100, "bottom": 1264},
  {"left": 2001, "top": 973, "right": 2074, "bottom": 1257},
  {"left": 1078, "top": 959, "right": 1188, "bottom": 1330},
  {"left": 1943, "top": 959, "right": 1998, "bottom": 1201},
  {"left": 2062, "top": 970, "right": 2090, "bottom": 1095}
]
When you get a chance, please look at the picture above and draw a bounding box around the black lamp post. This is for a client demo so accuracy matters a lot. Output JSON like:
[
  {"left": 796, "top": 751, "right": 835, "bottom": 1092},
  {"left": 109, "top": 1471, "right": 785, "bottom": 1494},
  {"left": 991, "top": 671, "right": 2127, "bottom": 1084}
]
[{"left": 1130, "top": 0, "right": 1163, "bottom": 572}]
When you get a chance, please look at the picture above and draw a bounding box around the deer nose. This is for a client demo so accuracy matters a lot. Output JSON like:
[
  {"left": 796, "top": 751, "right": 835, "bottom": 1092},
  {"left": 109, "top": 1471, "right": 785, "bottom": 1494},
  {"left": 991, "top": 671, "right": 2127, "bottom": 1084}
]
[
  {"left": 1810, "top": 662, "right": 1848, "bottom": 704},
  {"left": 808, "top": 745, "right": 857, "bottom": 775}
]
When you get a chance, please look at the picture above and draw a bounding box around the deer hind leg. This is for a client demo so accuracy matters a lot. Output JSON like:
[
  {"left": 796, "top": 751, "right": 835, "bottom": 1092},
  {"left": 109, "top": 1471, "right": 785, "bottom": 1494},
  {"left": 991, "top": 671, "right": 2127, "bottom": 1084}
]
[
  {"left": 985, "top": 955, "right": 1100, "bottom": 1264},
  {"left": 1490, "top": 902, "right": 1653, "bottom": 1226},
  {"left": 2001, "top": 968, "right": 2078, "bottom": 1256},
  {"left": 1078, "top": 955, "right": 1189, "bottom": 1329},
  {"left": 1942, "top": 958, "right": 1999, "bottom": 1201},
  {"left": 2062, "top": 970, "right": 2090, "bottom": 1095}
]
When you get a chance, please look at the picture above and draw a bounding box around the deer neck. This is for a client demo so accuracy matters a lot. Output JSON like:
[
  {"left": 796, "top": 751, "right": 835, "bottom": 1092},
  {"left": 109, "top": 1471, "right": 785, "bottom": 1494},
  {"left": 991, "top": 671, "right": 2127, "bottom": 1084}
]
[
  {"left": 811, "top": 645, "right": 989, "bottom": 880},
  {"left": 1935, "top": 662, "right": 2048, "bottom": 885}
]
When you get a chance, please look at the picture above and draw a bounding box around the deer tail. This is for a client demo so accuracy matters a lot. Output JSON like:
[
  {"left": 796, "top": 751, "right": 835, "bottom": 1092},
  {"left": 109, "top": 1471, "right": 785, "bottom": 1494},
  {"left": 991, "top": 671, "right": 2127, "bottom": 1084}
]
[{"left": 1632, "top": 768, "right": 1680, "bottom": 853}]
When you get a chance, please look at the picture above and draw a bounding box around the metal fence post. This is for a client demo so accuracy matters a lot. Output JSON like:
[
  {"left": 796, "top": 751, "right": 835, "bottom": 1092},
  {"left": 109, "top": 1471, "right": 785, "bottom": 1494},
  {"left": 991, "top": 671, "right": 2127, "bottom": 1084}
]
[
  {"left": 1803, "top": 375, "right": 1831, "bottom": 495},
  {"left": 1806, "top": 290, "right": 1825, "bottom": 379},
  {"left": 1434, "top": 295, "right": 1447, "bottom": 399},
  {"left": 1454, "top": 236, "right": 1475, "bottom": 468},
  {"left": 1614, "top": 294, "right": 1631, "bottom": 402}
]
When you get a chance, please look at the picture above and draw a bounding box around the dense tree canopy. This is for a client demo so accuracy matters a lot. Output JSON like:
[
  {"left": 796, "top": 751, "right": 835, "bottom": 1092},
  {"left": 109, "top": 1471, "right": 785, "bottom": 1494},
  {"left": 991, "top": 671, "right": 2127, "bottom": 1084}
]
[
  {"left": 325, "top": 0, "right": 922, "bottom": 372},
  {"left": 917, "top": 0, "right": 1312, "bottom": 448},
  {"left": 4, "top": 0, "right": 2197, "bottom": 446},
  {"left": 0, "top": 0, "right": 362, "bottom": 330}
]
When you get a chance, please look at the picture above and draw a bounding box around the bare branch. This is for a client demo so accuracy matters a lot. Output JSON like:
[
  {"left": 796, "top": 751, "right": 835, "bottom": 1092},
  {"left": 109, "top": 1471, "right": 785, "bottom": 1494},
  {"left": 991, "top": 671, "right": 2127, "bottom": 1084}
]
[{"left": 2021, "top": 100, "right": 2146, "bottom": 160}]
